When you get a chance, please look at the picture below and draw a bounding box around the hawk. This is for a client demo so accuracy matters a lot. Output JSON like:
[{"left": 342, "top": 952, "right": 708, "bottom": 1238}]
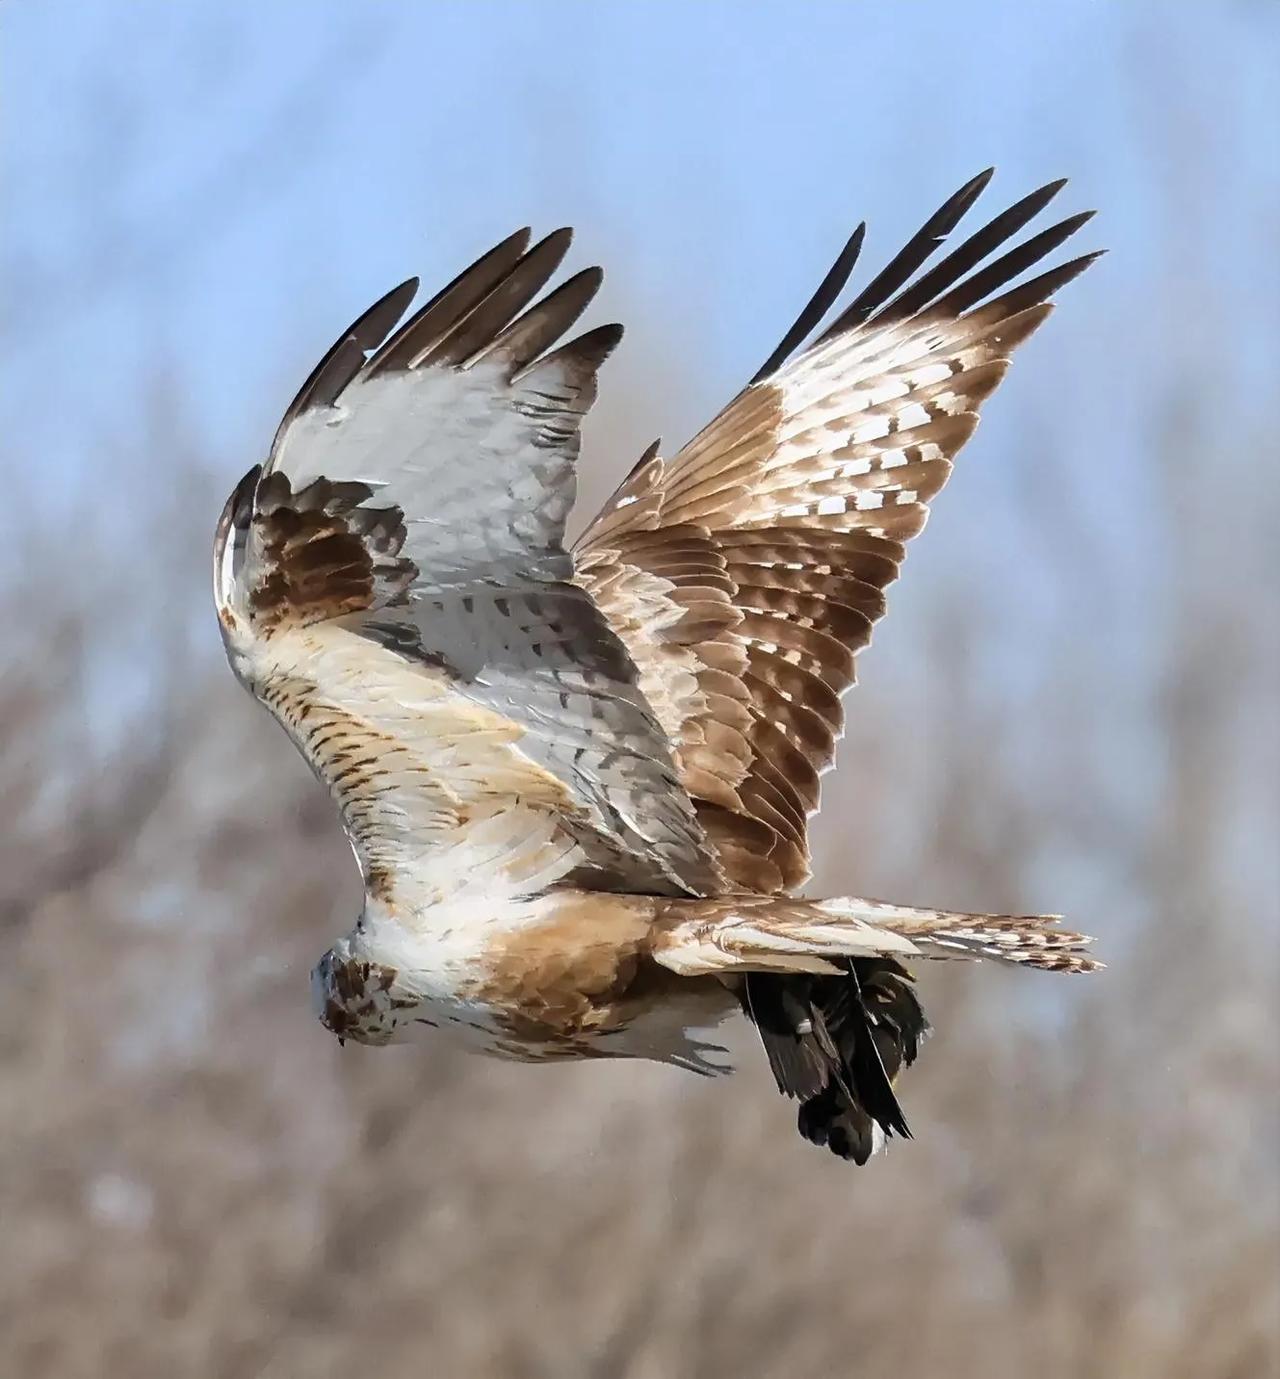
[{"left": 215, "top": 170, "right": 1101, "bottom": 1162}]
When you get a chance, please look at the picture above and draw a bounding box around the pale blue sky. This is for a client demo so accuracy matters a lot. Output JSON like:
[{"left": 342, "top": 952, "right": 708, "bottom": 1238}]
[
  {"left": 2, "top": 1, "right": 1276, "bottom": 913},
  {"left": 3, "top": 1, "right": 1275, "bottom": 492}
]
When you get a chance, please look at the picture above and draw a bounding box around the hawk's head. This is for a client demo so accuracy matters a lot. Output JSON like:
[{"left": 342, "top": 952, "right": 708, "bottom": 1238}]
[{"left": 310, "top": 939, "right": 416, "bottom": 1046}]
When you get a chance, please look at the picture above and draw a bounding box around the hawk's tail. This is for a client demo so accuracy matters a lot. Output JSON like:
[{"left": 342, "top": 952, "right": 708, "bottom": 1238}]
[{"left": 649, "top": 892, "right": 1099, "bottom": 1161}]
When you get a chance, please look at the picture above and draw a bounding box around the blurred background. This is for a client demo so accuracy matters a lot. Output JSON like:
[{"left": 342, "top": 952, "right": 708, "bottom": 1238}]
[{"left": 2, "top": 3, "right": 1277, "bottom": 1376}]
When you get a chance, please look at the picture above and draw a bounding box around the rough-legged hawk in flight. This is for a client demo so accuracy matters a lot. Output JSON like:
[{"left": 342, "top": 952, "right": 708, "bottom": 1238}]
[{"left": 215, "top": 170, "right": 1101, "bottom": 1162}]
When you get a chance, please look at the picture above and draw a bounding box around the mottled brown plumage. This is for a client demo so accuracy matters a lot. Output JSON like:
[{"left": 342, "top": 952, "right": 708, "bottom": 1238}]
[
  {"left": 576, "top": 177, "right": 1100, "bottom": 894},
  {"left": 245, "top": 474, "right": 416, "bottom": 635}
]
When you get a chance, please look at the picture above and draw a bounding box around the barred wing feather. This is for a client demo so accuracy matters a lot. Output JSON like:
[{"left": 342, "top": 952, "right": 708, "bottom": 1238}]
[
  {"left": 577, "top": 171, "right": 1101, "bottom": 893},
  {"left": 215, "top": 232, "right": 725, "bottom": 904}
]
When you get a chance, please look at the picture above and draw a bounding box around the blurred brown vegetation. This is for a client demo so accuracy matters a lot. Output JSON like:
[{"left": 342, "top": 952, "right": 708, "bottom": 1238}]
[
  {"left": 2, "top": 337, "right": 1277, "bottom": 1377},
  {"left": 3, "top": 14, "right": 1278, "bottom": 1369}
]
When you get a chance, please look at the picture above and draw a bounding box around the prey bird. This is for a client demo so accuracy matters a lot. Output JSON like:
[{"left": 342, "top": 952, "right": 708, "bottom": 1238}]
[{"left": 214, "top": 170, "right": 1102, "bottom": 1162}]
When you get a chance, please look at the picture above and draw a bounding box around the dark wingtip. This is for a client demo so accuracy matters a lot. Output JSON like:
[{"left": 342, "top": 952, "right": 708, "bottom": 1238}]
[
  {"left": 1058, "top": 208, "right": 1098, "bottom": 234},
  {"left": 918, "top": 167, "right": 996, "bottom": 242},
  {"left": 1019, "top": 178, "right": 1068, "bottom": 220},
  {"left": 365, "top": 277, "right": 422, "bottom": 337},
  {"left": 750, "top": 220, "right": 867, "bottom": 384},
  {"left": 516, "top": 227, "right": 575, "bottom": 283},
  {"left": 815, "top": 170, "right": 1002, "bottom": 344},
  {"left": 1041, "top": 247, "right": 1108, "bottom": 295},
  {"left": 499, "top": 226, "right": 535, "bottom": 255},
  {"left": 572, "top": 320, "right": 625, "bottom": 366},
  {"left": 539, "top": 226, "right": 574, "bottom": 255},
  {"left": 951, "top": 166, "right": 997, "bottom": 212}
]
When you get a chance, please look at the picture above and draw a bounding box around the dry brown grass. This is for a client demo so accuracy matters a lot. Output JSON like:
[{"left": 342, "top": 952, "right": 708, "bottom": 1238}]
[{"left": 1, "top": 364, "right": 1276, "bottom": 1379}]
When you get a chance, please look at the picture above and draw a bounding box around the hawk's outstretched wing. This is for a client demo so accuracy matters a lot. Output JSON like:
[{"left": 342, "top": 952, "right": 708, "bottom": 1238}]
[
  {"left": 576, "top": 171, "right": 1101, "bottom": 893},
  {"left": 215, "top": 231, "right": 724, "bottom": 904}
]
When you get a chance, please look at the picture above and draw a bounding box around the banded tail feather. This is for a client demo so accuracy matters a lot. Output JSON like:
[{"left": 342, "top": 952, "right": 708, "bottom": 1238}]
[{"left": 652, "top": 892, "right": 1099, "bottom": 1160}]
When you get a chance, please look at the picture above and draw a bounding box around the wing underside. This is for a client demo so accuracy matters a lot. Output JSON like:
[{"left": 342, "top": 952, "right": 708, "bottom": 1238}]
[{"left": 216, "top": 231, "right": 727, "bottom": 903}]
